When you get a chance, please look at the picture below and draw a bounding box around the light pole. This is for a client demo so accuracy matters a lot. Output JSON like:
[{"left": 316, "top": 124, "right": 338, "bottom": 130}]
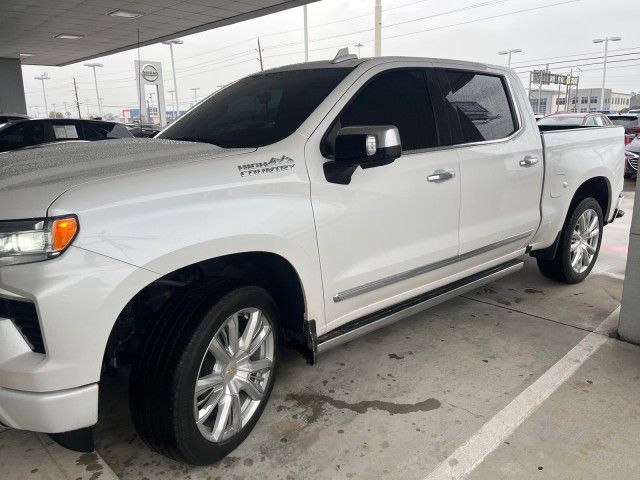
[
  {"left": 303, "top": 5, "right": 309, "bottom": 62},
  {"left": 374, "top": 0, "right": 382, "bottom": 57},
  {"left": 498, "top": 48, "right": 522, "bottom": 68},
  {"left": 191, "top": 87, "right": 200, "bottom": 104},
  {"left": 355, "top": 42, "right": 364, "bottom": 58},
  {"left": 593, "top": 36, "right": 621, "bottom": 110},
  {"left": 163, "top": 39, "right": 183, "bottom": 119},
  {"left": 34, "top": 73, "right": 50, "bottom": 116},
  {"left": 168, "top": 90, "right": 176, "bottom": 120},
  {"left": 84, "top": 63, "right": 104, "bottom": 115}
]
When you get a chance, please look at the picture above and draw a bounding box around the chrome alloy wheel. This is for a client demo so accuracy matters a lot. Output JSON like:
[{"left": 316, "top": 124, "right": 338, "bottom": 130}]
[
  {"left": 570, "top": 208, "right": 600, "bottom": 274},
  {"left": 194, "top": 308, "right": 274, "bottom": 442}
]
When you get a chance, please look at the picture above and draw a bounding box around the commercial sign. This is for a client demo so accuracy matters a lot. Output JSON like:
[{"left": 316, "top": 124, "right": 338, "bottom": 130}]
[{"left": 141, "top": 64, "right": 159, "bottom": 82}]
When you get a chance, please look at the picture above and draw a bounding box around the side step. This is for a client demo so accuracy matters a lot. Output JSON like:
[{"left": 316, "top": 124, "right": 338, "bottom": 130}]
[{"left": 317, "top": 259, "right": 524, "bottom": 353}]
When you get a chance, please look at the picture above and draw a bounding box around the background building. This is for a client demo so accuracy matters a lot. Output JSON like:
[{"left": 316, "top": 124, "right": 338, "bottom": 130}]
[{"left": 532, "top": 88, "right": 632, "bottom": 115}]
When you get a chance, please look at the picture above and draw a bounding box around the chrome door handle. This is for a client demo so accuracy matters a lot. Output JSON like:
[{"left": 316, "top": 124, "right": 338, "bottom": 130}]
[
  {"left": 427, "top": 169, "right": 456, "bottom": 182},
  {"left": 519, "top": 156, "right": 539, "bottom": 167}
]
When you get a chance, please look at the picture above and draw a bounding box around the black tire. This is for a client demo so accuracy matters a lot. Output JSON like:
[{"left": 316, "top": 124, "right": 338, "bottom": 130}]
[
  {"left": 130, "top": 284, "right": 280, "bottom": 465},
  {"left": 536, "top": 197, "right": 603, "bottom": 284}
]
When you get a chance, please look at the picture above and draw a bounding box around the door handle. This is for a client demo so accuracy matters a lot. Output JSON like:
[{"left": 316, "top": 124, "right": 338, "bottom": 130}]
[
  {"left": 427, "top": 169, "right": 456, "bottom": 182},
  {"left": 519, "top": 156, "right": 539, "bottom": 167}
]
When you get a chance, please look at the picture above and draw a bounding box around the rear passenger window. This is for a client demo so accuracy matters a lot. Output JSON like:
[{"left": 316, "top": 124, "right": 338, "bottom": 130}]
[
  {"left": 330, "top": 69, "right": 438, "bottom": 152},
  {"left": 440, "top": 71, "right": 517, "bottom": 143}
]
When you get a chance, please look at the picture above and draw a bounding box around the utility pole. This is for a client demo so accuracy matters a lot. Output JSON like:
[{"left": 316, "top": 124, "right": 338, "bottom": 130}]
[
  {"left": 303, "top": 5, "right": 309, "bottom": 62},
  {"left": 498, "top": 48, "right": 522, "bottom": 68},
  {"left": 593, "top": 36, "right": 621, "bottom": 110},
  {"left": 84, "top": 63, "right": 103, "bottom": 115},
  {"left": 256, "top": 38, "right": 264, "bottom": 71},
  {"left": 163, "top": 39, "right": 183, "bottom": 120},
  {"left": 191, "top": 87, "right": 200, "bottom": 104},
  {"left": 355, "top": 42, "right": 364, "bottom": 58},
  {"left": 73, "top": 77, "right": 82, "bottom": 118},
  {"left": 374, "top": 0, "right": 382, "bottom": 57},
  {"left": 34, "top": 73, "right": 50, "bottom": 115}
]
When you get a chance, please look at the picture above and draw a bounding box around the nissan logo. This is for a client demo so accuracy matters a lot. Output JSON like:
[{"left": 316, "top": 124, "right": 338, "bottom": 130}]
[{"left": 141, "top": 64, "right": 159, "bottom": 82}]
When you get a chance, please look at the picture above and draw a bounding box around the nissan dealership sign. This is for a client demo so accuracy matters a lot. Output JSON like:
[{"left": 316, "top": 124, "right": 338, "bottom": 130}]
[{"left": 141, "top": 64, "right": 159, "bottom": 82}]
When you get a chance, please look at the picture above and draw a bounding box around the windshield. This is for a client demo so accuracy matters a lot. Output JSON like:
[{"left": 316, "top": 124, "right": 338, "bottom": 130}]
[
  {"left": 609, "top": 116, "right": 639, "bottom": 127},
  {"left": 158, "top": 68, "right": 353, "bottom": 148},
  {"left": 537, "top": 116, "right": 584, "bottom": 126}
]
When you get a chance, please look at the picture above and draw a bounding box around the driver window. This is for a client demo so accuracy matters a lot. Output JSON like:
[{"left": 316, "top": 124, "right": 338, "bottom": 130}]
[{"left": 326, "top": 69, "right": 438, "bottom": 156}]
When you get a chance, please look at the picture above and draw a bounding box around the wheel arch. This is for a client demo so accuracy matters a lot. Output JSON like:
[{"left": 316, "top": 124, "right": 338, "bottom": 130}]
[
  {"left": 103, "top": 251, "right": 313, "bottom": 373},
  {"left": 570, "top": 175, "right": 611, "bottom": 220}
]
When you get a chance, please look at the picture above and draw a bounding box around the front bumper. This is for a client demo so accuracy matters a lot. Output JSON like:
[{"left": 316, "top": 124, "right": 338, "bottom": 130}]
[
  {"left": 0, "top": 383, "right": 98, "bottom": 433},
  {"left": 0, "top": 246, "right": 158, "bottom": 433}
]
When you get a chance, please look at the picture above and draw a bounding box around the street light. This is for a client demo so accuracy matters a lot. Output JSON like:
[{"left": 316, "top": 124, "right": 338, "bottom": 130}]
[
  {"left": 84, "top": 62, "right": 104, "bottom": 115},
  {"left": 163, "top": 39, "right": 183, "bottom": 119},
  {"left": 498, "top": 48, "right": 522, "bottom": 68},
  {"left": 168, "top": 90, "right": 176, "bottom": 120},
  {"left": 593, "top": 36, "right": 621, "bottom": 110},
  {"left": 34, "top": 73, "right": 50, "bottom": 116},
  {"left": 355, "top": 42, "right": 364, "bottom": 58}
]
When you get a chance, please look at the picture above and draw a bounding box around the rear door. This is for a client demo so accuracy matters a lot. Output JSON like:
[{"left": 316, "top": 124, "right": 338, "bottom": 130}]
[{"left": 434, "top": 68, "right": 543, "bottom": 257}]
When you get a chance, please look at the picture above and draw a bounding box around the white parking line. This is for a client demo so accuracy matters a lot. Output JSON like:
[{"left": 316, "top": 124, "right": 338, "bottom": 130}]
[{"left": 424, "top": 307, "right": 619, "bottom": 480}]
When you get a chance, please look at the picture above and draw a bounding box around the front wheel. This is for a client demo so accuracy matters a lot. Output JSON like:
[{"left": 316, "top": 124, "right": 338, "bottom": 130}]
[
  {"left": 130, "top": 285, "right": 280, "bottom": 465},
  {"left": 537, "top": 197, "right": 603, "bottom": 284}
]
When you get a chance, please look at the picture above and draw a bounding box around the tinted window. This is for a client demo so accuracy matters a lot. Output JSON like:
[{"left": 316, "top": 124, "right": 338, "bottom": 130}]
[
  {"left": 585, "top": 117, "right": 597, "bottom": 126},
  {"left": 440, "top": 71, "right": 517, "bottom": 143},
  {"left": 159, "top": 68, "right": 352, "bottom": 148},
  {"left": 330, "top": 69, "right": 438, "bottom": 152},
  {"left": 82, "top": 122, "right": 131, "bottom": 140},
  {"left": 609, "top": 116, "right": 639, "bottom": 127},
  {"left": 0, "top": 122, "right": 46, "bottom": 152}
]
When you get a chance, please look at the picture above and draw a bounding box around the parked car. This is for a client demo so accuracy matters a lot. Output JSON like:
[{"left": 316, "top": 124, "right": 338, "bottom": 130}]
[
  {"left": 537, "top": 112, "right": 613, "bottom": 127},
  {"left": 0, "top": 118, "right": 132, "bottom": 153},
  {"left": 0, "top": 54, "right": 625, "bottom": 465},
  {"left": 607, "top": 114, "right": 640, "bottom": 138},
  {"left": 625, "top": 136, "right": 640, "bottom": 178},
  {"left": 0, "top": 113, "right": 29, "bottom": 127},
  {"left": 126, "top": 123, "right": 161, "bottom": 138}
]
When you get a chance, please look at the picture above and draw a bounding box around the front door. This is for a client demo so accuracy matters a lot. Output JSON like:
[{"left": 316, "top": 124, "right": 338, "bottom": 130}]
[{"left": 305, "top": 66, "right": 461, "bottom": 331}]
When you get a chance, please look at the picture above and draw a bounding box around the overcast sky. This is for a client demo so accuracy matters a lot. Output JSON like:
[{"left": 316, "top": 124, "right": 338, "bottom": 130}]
[{"left": 21, "top": 0, "right": 640, "bottom": 117}]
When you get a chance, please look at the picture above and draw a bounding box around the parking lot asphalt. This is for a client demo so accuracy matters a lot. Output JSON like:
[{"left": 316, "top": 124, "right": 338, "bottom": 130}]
[{"left": 1, "top": 181, "right": 636, "bottom": 480}]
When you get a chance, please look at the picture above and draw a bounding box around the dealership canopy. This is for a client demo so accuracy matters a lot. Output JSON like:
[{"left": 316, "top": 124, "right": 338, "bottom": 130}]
[{"left": 1, "top": 0, "right": 317, "bottom": 66}]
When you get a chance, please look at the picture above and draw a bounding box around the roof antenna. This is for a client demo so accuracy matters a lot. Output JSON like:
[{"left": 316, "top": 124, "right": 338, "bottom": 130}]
[{"left": 332, "top": 47, "right": 358, "bottom": 64}]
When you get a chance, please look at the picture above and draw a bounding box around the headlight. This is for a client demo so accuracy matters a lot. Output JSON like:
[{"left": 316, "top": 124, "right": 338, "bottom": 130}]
[{"left": 0, "top": 216, "right": 78, "bottom": 266}]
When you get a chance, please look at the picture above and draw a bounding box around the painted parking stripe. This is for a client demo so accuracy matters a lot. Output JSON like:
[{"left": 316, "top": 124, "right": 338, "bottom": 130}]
[{"left": 424, "top": 307, "right": 619, "bottom": 480}]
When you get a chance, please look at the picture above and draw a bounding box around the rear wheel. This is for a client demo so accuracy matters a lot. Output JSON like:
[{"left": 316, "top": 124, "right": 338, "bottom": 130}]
[
  {"left": 130, "top": 285, "right": 280, "bottom": 465},
  {"left": 536, "top": 197, "right": 603, "bottom": 284}
]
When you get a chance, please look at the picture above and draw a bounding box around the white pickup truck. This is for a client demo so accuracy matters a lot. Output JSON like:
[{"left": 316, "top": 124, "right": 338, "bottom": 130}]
[{"left": 0, "top": 52, "right": 625, "bottom": 464}]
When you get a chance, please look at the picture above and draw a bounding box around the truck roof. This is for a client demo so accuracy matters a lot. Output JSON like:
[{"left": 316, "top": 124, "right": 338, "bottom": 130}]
[{"left": 263, "top": 56, "right": 509, "bottom": 74}]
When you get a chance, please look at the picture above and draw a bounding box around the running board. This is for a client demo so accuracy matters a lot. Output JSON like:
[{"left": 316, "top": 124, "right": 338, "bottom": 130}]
[{"left": 316, "top": 260, "right": 524, "bottom": 353}]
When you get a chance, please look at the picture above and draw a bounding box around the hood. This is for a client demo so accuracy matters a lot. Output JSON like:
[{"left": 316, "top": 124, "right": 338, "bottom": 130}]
[
  {"left": 627, "top": 136, "right": 640, "bottom": 154},
  {"left": 0, "top": 138, "right": 251, "bottom": 220}
]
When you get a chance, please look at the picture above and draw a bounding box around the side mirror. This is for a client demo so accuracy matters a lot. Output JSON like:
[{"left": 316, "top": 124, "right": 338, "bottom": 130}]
[{"left": 325, "top": 125, "right": 402, "bottom": 184}]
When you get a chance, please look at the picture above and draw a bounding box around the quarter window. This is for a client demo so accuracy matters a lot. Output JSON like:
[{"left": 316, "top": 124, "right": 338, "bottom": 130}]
[
  {"left": 331, "top": 69, "right": 438, "bottom": 152},
  {"left": 440, "top": 71, "right": 517, "bottom": 143}
]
